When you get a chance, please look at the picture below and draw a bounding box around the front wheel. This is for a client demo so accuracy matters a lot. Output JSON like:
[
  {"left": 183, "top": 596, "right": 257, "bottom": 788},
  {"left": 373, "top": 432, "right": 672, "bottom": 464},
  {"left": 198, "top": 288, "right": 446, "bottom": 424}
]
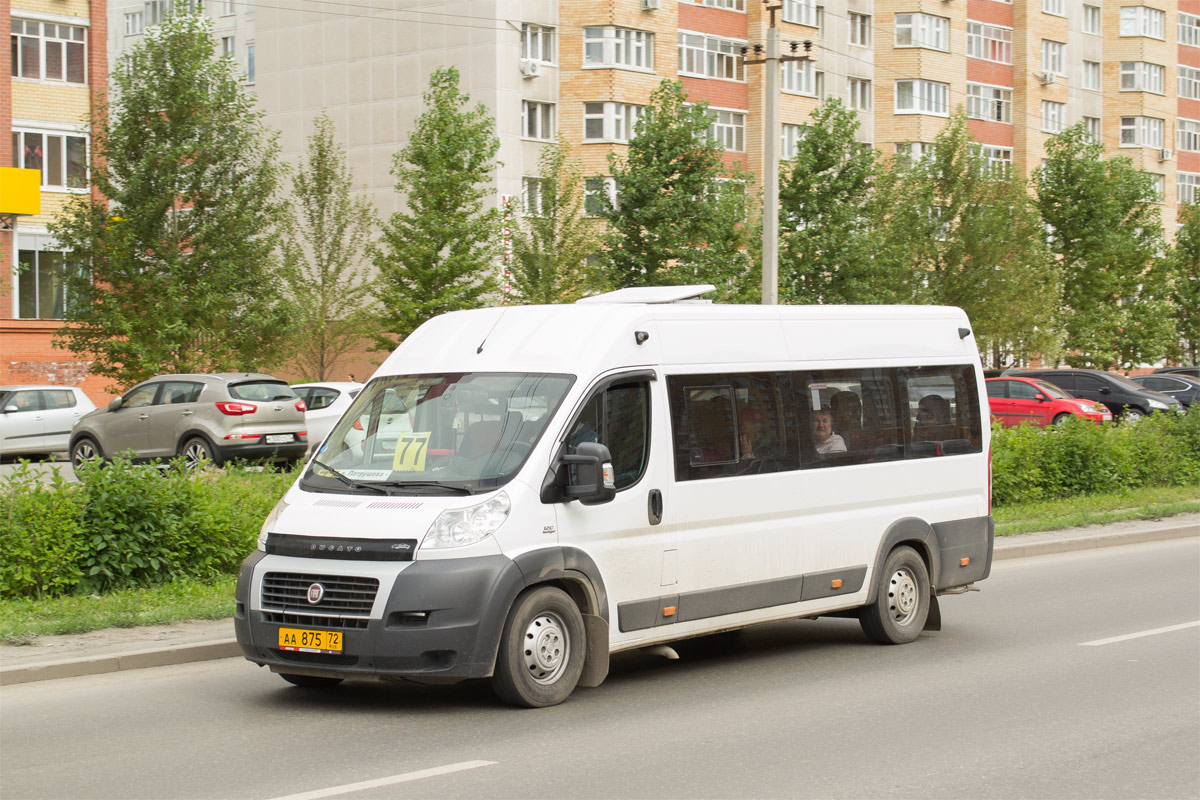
[
  {"left": 492, "top": 586, "right": 585, "bottom": 708},
  {"left": 279, "top": 673, "right": 343, "bottom": 689},
  {"left": 1051, "top": 413, "right": 1070, "bottom": 426},
  {"left": 860, "top": 546, "right": 930, "bottom": 645},
  {"left": 70, "top": 437, "right": 104, "bottom": 477},
  {"left": 1122, "top": 407, "right": 1145, "bottom": 423}
]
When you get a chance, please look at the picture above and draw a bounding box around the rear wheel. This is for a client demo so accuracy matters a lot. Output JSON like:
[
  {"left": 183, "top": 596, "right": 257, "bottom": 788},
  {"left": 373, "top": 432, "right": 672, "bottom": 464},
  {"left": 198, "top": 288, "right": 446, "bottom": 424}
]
[
  {"left": 279, "top": 673, "right": 343, "bottom": 688},
  {"left": 492, "top": 586, "right": 585, "bottom": 708},
  {"left": 180, "top": 436, "right": 221, "bottom": 469},
  {"left": 860, "top": 546, "right": 930, "bottom": 645},
  {"left": 70, "top": 437, "right": 103, "bottom": 477}
]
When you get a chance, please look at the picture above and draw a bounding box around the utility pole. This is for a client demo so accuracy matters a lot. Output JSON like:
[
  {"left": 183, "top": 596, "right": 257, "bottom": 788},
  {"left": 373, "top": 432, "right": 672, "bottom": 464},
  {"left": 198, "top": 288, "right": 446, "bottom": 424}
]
[{"left": 743, "top": 2, "right": 812, "bottom": 305}]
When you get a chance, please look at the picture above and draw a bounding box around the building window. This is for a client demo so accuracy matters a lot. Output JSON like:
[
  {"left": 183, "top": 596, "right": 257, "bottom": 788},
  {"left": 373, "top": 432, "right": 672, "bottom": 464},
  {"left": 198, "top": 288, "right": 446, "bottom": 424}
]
[
  {"left": 1180, "top": 66, "right": 1200, "bottom": 101},
  {"left": 1082, "top": 5, "right": 1101, "bottom": 35},
  {"left": 966, "top": 83, "right": 1011, "bottom": 124},
  {"left": 1120, "top": 62, "right": 1165, "bottom": 94},
  {"left": 1120, "top": 116, "right": 1164, "bottom": 148},
  {"left": 10, "top": 19, "right": 87, "bottom": 83},
  {"left": 1041, "top": 40, "right": 1064, "bottom": 76},
  {"left": 1042, "top": 0, "right": 1064, "bottom": 17},
  {"left": 782, "top": 59, "right": 818, "bottom": 97},
  {"left": 1182, "top": 13, "right": 1200, "bottom": 47},
  {"left": 584, "top": 27, "right": 654, "bottom": 70},
  {"left": 1178, "top": 119, "right": 1200, "bottom": 153},
  {"left": 221, "top": 36, "right": 235, "bottom": 58},
  {"left": 972, "top": 144, "right": 1012, "bottom": 175},
  {"left": 895, "top": 80, "right": 949, "bottom": 116},
  {"left": 125, "top": 11, "right": 145, "bottom": 35},
  {"left": 1148, "top": 174, "right": 1164, "bottom": 203},
  {"left": 1179, "top": 173, "right": 1200, "bottom": 206},
  {"left": 966, "top": 22, "right": 1012, "bottom": 65},
  {"left": 222, "top": 0, "right": 235, "bottom": 15},
  {"left": 782, "top": 0, "right": 816, "bottom": 27},
  {"left": 781, "top": 124, "right": 805, "bottom": 160},
  {"left": 1082, "top": 61, "right": 1100, "bottom": 91},
  {"left": 848, "top": 13, "right": 870, "bottom": 46},
  {"left": 521, "top": 24, "right": 555, "bottom": 63},
  {"left": 522, "top": 101, "right": 555, "bottom": 140},
  {"left": 1083, "top": 116, "right": 1101, "bottom": 142},
  {"left": 12, "top": 129, "right": 88, "bottom": 189},
  {"left": 847, "top": 78, "right": 871, "bottom": 112},
  {"left": 1041, "top": 101, "right": 1066, "bottom": 133},
  {"left": 584, "top": 177, "right": 617, "bottom": 216},
  {"left": 895, "top": 14, "right": 949, "bottom": 52},
  {"left": 708, "top": 109, "right": 745, "bottom": 152},
  {"left": 583, "top": 102, "right": 643, "bottom": 143},
  {"left": 1119, "top": 7, "right": 1165, "bottom": 40},
  {"left": 895, "top": 142, "right": 935, "bottom": 163},
  {"left": 246, "top": 43, "right": 255, "bottom": 83},
  {"left": 521, "top": 177, "right": 547, "bottom": 217},
  {"left": 678, "top": 32, "right": 745, "bottom": 81},
  {"left": 688, "top": 0, "right": 746, "bottom": 10},
  {"left": 15, "top": 248, "right": 79, "bottom": 320}
]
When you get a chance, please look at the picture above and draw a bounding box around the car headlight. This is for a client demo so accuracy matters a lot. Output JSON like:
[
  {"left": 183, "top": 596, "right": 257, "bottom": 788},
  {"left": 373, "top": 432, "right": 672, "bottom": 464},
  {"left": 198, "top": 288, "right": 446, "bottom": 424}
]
[
  {"left": 258, "top": 498, "right": 289, "bottom": 551},
  {"left": 422, "top": 492, "right": 511, "bottom": 550},
  {"left": 1077, "top": 402, "right": 1094, "bottom": 411},
  {"left": 1148, "top": 399, "right": 1167, "bottom": 410}
]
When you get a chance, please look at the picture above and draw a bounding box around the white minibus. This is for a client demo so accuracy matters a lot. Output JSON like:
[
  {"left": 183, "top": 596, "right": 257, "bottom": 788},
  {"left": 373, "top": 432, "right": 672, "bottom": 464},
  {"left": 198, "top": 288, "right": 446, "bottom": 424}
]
[{"left": 235, "top": 286, "right": 993, "bottom": 707}]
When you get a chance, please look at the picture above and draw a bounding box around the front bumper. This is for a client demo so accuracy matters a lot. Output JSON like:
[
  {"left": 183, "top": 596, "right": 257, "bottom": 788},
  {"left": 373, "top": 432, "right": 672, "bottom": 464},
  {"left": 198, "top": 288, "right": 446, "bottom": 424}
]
[{"left": 234, "top": 551, "right": 525, "bottom": 680}]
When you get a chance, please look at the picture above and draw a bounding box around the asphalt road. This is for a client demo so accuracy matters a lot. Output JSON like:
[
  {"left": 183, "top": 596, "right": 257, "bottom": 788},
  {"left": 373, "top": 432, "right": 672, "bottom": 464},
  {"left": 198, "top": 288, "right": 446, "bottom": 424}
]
[{"left": 1, "top": 539, "right": 1197, "bottom": 800}]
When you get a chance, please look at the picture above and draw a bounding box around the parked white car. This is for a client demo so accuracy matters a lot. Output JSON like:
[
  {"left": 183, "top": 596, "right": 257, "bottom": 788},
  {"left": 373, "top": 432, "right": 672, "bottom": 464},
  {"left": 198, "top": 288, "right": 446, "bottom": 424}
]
[
  {"left": 290, "top": 382, "right": 363, "bottom": 454},
  {"left": 0, "top": 385, "right": 97, "bottom": 458}
]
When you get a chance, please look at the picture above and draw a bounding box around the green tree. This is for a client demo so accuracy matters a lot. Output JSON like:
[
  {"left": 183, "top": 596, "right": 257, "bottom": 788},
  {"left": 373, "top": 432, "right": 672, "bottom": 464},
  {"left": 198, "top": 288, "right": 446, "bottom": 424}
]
[
  {"left": 778, "top": 99, "right": 880, "bottom": 305},
  {"left": 600, "top": 80, "right": 754, "bottom": 299},
  {"left": 49, "top": 11, "right": 293, "bottom": 387},
  {"left": 373, "top": 67, "right": 501, "bottom": 343},
  {"left": 280, "top": 112, "right": 375, "bottom": 381},
  {"left": 1034, "top": 125, "right": 1173, "bottom": 369},
  {"left": 1165, "top": 203, "right": 1200, "bottom": 364},
  {"left": 506, "top": 139, "right": 602, "bottom": 304}
]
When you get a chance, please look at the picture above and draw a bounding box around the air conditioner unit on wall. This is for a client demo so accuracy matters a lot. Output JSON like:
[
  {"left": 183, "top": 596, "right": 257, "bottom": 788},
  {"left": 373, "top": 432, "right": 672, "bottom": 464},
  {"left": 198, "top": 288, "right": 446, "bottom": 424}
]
[
  {"left": 520, "top": 58, "right": 541, "bottom": 78},
  {"left": 642, "top": 0, "right": 660, "bottom": 9},
  {"left": 1038, "top": 72, "right": 1056, "bottom": 86},
  {"left": 1159, "top": 148, "right": 1172, "bottom": 162}
]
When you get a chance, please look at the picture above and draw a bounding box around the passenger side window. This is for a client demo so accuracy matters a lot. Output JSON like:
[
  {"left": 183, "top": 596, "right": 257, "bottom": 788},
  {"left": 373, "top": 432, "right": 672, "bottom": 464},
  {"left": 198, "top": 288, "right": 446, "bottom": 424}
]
[
  {"left": 41, "top": 390, "right": 76, "bottom": 409},
  {"left": 801, "top": 369, "right": 904, "bottom": 467},
  {"left": 567, "top": 381, "right": 650, "bottom": 491},
  {"left": 906, "top": 365, "right": 983, "bottom": 456},
  {"left": 159, "top": 381, "right": 202, "bottom": 404},
  {"left": 1009, "top": 382, "right": 1038, "bottom": 400},
  {"left": 985, "top": 382, "right": 1007, "bottom": 399},
  {"left": 122, "top": 384, "right": 158, "bottom": 409},
  {"left": 7, "top": 391, "right": 41, "bottom": 412}
]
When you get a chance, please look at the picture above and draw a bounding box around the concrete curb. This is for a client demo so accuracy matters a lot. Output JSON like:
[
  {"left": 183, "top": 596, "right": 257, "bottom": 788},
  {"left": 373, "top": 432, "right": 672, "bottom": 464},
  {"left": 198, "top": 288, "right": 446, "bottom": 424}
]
[{"left": 2, "top": 521, "right": 1196, "bottom": 686}]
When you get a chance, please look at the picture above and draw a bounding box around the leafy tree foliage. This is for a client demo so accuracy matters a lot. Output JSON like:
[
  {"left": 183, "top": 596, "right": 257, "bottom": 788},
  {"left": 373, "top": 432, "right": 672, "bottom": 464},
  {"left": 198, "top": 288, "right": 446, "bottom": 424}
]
[
  {"left": 506, "top": 139, "right": 602, "bottom": 304},
  {"left": 1034, "top": 125, "right": 1173, "bottom": 370},
  {"left": 778, "top": 99, "right": 881, "bottom": 304},
  {"left": 49, "top": 12, "right": 293, "bottom": 387},
  {"left": 1165, "top": 203, "right": 1200, "bottom": 365},
  {"left": 280, "top": 112, "right": 375, "bottom": 381},
  {"left": 600, "top": 80, "right": 754, "bottom": 300},
  {"left": 373, "top": 67, "right": 501, "bottom": 343}
]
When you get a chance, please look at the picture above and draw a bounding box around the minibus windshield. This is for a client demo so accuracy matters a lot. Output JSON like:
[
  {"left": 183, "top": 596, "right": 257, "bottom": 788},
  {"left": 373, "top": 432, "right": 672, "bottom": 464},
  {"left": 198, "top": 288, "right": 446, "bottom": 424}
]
[{"left": 302, "top": 372, "right": 574, "bottom": 495}]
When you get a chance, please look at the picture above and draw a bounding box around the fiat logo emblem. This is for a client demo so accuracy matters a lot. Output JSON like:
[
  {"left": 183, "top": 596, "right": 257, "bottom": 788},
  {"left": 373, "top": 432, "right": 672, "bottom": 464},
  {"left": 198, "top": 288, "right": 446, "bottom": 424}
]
[{"left": 306, "top": 583, "right": 324, "bottom": 604}]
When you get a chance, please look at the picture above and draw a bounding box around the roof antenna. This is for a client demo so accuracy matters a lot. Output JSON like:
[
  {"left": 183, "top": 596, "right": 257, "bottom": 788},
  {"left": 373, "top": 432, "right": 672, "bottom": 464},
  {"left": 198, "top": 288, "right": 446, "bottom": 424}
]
[{"left": 477, "top": 308, "right": 507, "bottom": 354}]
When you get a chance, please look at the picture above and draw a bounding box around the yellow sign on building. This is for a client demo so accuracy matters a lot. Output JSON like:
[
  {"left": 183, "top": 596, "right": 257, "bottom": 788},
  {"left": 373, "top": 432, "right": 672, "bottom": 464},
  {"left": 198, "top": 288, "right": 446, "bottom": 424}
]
[{"left": 0, "top": 168, "right": 42, "bottom": 216}]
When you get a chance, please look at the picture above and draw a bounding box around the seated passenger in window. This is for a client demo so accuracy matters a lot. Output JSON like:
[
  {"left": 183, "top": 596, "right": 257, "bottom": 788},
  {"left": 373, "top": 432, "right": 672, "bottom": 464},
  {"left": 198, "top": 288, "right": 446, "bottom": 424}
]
[
  {"left": 812, "top": 406, "right": 847, "bottom": 454},
  {"left": 914, "top": 394, "right": 957, "bottom": 440},
  {"left": 830, "top": 391, "right": 863, "bottom": 448},
  {"left": 738, "top": 407, "right": 766, "bottom": 459}
]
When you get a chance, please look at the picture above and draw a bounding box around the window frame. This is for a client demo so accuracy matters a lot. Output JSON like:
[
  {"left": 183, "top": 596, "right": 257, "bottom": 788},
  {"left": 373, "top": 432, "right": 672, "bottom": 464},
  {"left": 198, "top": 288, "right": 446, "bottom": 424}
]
[
  {"left": 1041, "top": 40, "right": 1065, "bottom": 77},
  {"left": 521, "top": 100, "right": 555, "bottom": 141},
  {"left": 12, "top": 127, "right": 89, "bottom": 191},
  {"left": 966, "top": 83, "right": 1012, "bottom": 124},
  {"left": 848, "top": 12, "right": 871, "bottom": 47},
  {"left": 1041, "top": 101, "right": 1066, "bottom": 134},
  {"left": 781, "top": 0, "right": 816, "bottom": 27},
  {"left": 1179, "top": 66, "right": 1200, "bottom": 101},
  {"left": 1082, "top": 60, "right": 1101, "bottom": 91},
  {"left": 894, "top": 13, "right": 949, "bottom": 52},
  {"left": 1082, "top": 4, "right": 1101, "bottom": 35},
  {"left": 583, "top": 26, "right": 655, "bottom": 71},
  {"left": 10, "top": 17, "right": 88, "bottom": 84},
  {"left": 707, "top": 108, "right": 746, "bottom": 152},
  {"left": 582, "top": 102, "right": 644, "bottom": 144},
  {"left": 1119, "top": 116, "right": 1164, "bottom": 148},
  {"left": 677, "top": 31, "right": 746, "bottom": 81},
  {"left": 1179, "top": 119, "right": 1200, "bottom": 153},
  {"left": 520, "top": 23, "right": 556, "bottom": 64},
  {"left": 966, "top": 21, "right": 1012, "bottom": 65},
  {"left": 1119, "top": 6, "right": 1165, "bottom": 40},
  {"left": 1178, "top": 172, "right": 1200, "bottom": 206},
  {"left": 847, "top": 78, "right": 872, "bottom": 112},
  {"left": 1182, "top": 13, "right": 1200, "bottom": 47},
  {"left": 895, "top": 79, "right": 950, "bottom": 117},
  {"left": 1120, "top": 61, "right": 1165, "bottom": 94}
]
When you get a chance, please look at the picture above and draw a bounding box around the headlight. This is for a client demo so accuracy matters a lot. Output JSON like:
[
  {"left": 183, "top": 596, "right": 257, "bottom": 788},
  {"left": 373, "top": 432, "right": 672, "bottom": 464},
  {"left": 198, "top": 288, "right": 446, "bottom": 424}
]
[
  {"left": 1077, "top": 402, "right": 1094, "bottom": 411},
  {"left": 1148, "top": 399, "right": 1167, "bottom": 410},
  {"left": 258, "top": 498, "right": 289, "bottom": 551},
  {"left": 422, "top": 492, "right": 511, "bottom": 550}
]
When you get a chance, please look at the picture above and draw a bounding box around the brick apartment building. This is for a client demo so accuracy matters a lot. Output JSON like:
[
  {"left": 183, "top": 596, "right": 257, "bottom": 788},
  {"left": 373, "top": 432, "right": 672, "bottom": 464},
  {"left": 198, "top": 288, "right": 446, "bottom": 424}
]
[{"left": 5, "top": 0, "right": 1197, "bottom": 406}]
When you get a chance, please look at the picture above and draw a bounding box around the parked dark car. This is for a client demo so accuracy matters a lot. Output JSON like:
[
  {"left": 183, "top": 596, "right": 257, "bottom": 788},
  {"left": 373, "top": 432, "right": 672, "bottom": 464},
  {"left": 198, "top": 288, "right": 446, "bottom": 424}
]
[
  {"left": 1130, "top": 373, "right": 1200, "bottom": 410},
  {"left": 1000, "top": 368, "right": 1181, "bottom": 421},
  {"left": 1152, "top": 366, "right": 1200, "bottom": 379}
]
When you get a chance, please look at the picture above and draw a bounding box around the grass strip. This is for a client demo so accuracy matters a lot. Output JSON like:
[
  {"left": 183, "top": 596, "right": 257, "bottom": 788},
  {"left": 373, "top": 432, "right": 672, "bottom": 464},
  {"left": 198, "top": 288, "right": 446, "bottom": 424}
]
[{"left": 994, "top": 485, "right": 1200, "bottom": 536}]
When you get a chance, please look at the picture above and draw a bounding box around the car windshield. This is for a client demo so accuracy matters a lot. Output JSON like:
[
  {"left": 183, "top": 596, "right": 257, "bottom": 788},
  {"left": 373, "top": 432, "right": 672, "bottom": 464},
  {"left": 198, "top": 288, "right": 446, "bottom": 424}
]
[
  {"left": 302, "top": 372, "right": 574, "bottom": 495},
  {"left": 1032, "top": 380, "right": 1071, "bottom": 399}
]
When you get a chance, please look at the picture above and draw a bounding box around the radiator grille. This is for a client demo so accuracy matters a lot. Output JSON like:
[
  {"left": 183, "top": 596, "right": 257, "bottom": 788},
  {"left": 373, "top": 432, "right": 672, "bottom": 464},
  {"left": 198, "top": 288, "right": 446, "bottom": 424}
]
[{"left": 262, "top": 572, "right": 379, "bottom": 616}]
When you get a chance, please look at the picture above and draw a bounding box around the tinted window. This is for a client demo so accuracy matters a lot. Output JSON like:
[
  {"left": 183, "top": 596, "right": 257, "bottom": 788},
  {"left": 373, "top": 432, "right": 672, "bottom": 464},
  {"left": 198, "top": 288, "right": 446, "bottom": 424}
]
[
  {"left": 159, "top": 381, "right": 202, "bottom": 404},
  {"left": 906, "top": 365, "right": 983, "bottom": 457},
  {"left": 1042, "top": 373, "right": 1076, "bottom": 390},
  {"left": 986, "top": 381, "right": 1007, "bottom": 399},
  {"left": 1073, "top": 375, "right": 1106, "bottom": 391},
  {"left": 569, "top": 381, "right": 650, "bottom": 490},
  {"left": 307, "top": 388, "right": 340, "bottom": 411},
  {"left": 1009, "top": 381, "right": 1039, "bottom": 400},
  {"left": 230, "top": 381, "right": 297, "bottom": 402}
]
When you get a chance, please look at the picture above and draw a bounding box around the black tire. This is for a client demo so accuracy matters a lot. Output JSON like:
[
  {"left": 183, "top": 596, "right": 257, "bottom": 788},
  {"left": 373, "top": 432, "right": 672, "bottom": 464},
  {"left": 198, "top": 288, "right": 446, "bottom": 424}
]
[
  {"left": 860, "top": 546, "right": 930, "bottom": 645},
  {"left": 1122, "top": 407, "right": 1146, "bottom": 423},
  {"left": 1051, "top": 413, "right": 1070, "bottom": 426},
  {"left": 70, "top": 437, "right": 104, "bottom": 477},
  {"left": 492, "top": 586, "right": 586, "bottom": 708},
  {"left": 180, "top": 436, "right": 222, "bottom": 469},
  {"left": 279, "top": 673, "right": 343, "bottom": 689}
]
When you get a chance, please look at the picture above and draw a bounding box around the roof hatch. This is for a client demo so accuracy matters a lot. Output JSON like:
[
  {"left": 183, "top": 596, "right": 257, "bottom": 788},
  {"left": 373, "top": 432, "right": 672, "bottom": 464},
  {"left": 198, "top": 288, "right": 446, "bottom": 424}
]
[{"left": 575, "top": 285, "right": 715, "bottom": 305}]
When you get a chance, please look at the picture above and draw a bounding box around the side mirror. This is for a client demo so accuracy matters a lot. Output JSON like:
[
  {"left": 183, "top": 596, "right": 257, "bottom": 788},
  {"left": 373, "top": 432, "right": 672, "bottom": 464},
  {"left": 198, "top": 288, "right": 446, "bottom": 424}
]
[
  {"left": 2, "top": 405, "right": 17, "bottom": 414},
  {"left": 1097, "top": 386, "right": 1111, "bottom": 395},
  {"left": 107, "top": 397, "right": 124, "bottom": 411},
  {"left": 557, "top": 442, "right": 617, "bottom": 506},
  {"left": 1034, "top": 394, "right": 1046, "bottom": 401}
]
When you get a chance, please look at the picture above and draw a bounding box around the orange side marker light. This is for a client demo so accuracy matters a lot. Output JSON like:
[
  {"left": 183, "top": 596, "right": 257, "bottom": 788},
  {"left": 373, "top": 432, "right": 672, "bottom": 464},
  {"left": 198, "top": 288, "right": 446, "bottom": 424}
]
[
  {"left": 662, "top": 606, "right": 676, "bottom": 617},
  {"left": 831, "top": 579, "right": 843, "bottom": 589},
  {"left": 960, "top": 557, "right": 971, "bottom": 567}
]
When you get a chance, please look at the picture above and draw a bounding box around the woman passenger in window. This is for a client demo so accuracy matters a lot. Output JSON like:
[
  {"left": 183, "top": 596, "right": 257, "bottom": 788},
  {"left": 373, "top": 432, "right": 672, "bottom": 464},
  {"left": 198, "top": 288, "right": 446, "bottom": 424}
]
[{"left": 812, "top": 406, "right": 846, "bottom": 454}]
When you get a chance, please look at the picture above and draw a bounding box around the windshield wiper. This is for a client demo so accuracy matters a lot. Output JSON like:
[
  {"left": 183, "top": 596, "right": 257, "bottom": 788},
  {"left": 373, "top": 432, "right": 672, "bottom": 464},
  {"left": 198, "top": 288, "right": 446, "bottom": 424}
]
[
  {"left": 306, "top": 459, "right": 389, "bottom": 495},
  {"left": 372, "top": 480, "right": 475, "bottom": 496}
]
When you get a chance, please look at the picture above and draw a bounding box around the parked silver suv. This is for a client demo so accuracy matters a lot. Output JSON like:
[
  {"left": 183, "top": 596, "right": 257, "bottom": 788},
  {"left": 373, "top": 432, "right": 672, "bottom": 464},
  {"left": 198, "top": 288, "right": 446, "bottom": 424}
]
[{"left": 70, "top": 373, "right": 308, "bottom": 473}]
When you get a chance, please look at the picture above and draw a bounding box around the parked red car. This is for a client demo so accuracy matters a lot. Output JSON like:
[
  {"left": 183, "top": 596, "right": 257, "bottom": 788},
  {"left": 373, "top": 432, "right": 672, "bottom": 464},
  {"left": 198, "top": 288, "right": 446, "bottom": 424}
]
[{"left": 986, "top": 376, "right": 1113, "bottom": 427}]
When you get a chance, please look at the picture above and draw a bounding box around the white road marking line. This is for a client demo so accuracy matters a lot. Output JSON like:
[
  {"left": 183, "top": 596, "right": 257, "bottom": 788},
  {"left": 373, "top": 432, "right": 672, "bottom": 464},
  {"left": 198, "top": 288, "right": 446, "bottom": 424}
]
[
  {"left": 266, "top": 760, "right": 498, "bottom": 800},
  {"left": 1080, "top": 621, "right": 1200, "bottom": 647}
]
